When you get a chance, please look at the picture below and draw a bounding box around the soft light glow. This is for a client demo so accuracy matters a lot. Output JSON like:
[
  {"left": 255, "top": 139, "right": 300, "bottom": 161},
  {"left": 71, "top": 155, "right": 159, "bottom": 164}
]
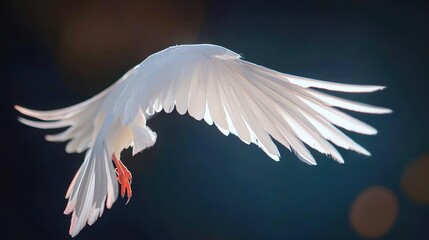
[
  {"left": 350, "top": 186, "right": 398, "bottom": 238},
  {"left": 57, "top": 0, "right": 205, "bottom": 94},
  {"left": 401, "top": 154, "right": 429, "bottom": 204}
]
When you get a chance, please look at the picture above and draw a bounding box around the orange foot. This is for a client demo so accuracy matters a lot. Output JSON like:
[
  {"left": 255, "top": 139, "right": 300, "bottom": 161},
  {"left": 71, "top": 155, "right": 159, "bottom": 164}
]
[{"left": 112, "top": 153, "right": 132, "bottom": 204}]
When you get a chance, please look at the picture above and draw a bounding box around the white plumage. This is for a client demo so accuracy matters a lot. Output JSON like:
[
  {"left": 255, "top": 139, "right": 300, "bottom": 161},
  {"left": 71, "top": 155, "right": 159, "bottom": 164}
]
[{"left": 15, "top": 44, "right": 391, "bottom": 237}]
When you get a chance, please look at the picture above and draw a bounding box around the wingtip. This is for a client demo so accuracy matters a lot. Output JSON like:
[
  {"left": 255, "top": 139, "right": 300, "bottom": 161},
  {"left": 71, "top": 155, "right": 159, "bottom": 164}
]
[
  {"left": 358, "top": 147, "right": 372, "bottom": 157},
  {"left": 360, "top": 85, "right": 387, "bottom": 92},
  {"left": 14, "top": 105, "right": 36, "bottom": 115},
  {"left": 296, "top": 153, "right": 317, "bottom": 165},
  {"left": 16, "top": 116, "right": 36, "bottom": 127},
  {"left": 333, "top": 155, "right": 345, "bottom": 164},
  {"left": 383, "top": 108, "right": 393, "bottom": 114},
  {"left": 375, "top": 85, "right": 386, "bottom": 91},
  {"left": 302, "top": 157, "right": 317, "bottom": 165},
  {"left": 14, "top": 105, "right": 41, "bottom": 119},
  {"left": 371, "top": 108, "right": 393, "bottom": 114},
  {"left": 14, "top": 105, "right": 25, "bottom": 114},
  {"left": 17, "top": 116, "right": 25, "bottom": 124}
]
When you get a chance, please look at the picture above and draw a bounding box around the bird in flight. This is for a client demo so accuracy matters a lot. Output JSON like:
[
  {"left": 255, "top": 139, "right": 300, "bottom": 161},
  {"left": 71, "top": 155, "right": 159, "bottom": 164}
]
[{"left": 16, "top": 44, "right": 391, "bottom": 237}]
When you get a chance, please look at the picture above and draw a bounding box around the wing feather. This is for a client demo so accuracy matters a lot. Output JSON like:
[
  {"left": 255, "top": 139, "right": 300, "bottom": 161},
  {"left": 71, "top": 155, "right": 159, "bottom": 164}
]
[
  {"left": 113, "top": 44, "right": 390, "bottom": 164},
  {"left": 15, "top": 68, "right": 131, "bottom": 153},
  {"left": 218, "top": 63, "right": 252, "bottom": 144},
  {"left": 247, "top": 71, "right": 346, "bottom": 161},
  {"left": 188, "top": 62, "right": 207, "bottom": 120},
  {"left": 206, "top": 64, "right": 229, "bottom": 133}
]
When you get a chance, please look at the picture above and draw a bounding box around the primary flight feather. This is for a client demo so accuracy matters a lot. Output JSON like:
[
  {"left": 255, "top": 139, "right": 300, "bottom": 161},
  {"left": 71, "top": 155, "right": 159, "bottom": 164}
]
[{"left": 15, "top": 44, "right": 391, "bottom": 237}]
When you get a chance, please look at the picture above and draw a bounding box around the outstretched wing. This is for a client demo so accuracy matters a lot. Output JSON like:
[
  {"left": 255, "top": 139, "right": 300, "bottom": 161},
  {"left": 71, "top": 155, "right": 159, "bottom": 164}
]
[
  {"left": 114, "top": 44, "right": 391, "bottom": 164},
  {"left": 14, "top": 68, "right": 134, "bottom": 154}
]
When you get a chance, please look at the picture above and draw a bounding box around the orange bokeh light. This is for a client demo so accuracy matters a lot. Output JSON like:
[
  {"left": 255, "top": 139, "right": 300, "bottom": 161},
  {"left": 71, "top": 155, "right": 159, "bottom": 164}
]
[
  {"left": 401, "top": 154, "right": 429, "bottom": 204},
  {"left": 57, "top": 0, "right": 205, "bottom": 95},
  {"left": 350, "top": 186, "right": 398, "bottom": 238},
  {"left": 14, "top": 0, "right": 206, "bottom": 95}
]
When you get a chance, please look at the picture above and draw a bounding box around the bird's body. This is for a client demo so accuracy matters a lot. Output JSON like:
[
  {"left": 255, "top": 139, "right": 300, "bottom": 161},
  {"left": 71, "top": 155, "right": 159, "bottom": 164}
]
[{"left": 16, "top": 44, "right": 391, "bottom": 237}]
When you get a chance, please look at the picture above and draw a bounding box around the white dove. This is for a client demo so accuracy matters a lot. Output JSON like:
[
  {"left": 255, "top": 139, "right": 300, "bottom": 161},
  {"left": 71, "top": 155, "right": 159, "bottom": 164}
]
[{"left": 15, "top": 44, "right": 391, "bottom": 237}]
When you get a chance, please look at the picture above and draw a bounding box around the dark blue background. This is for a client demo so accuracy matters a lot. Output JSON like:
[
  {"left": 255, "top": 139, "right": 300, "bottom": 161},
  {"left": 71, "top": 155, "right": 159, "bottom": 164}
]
[{"left": 1, "top": 0, "right": 428, "bottom": 239}]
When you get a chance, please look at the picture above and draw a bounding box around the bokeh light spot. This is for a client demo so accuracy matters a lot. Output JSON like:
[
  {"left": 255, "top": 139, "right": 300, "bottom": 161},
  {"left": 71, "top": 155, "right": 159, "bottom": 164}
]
[
  {"left": 401, "top": 154, "right": 429, "bottom": 204},
  {"left": 350, "top": 186, "right": 398, "bottom": 238},
  {"left": 56, "top": 0, "right": 206, "bottom": 95}
]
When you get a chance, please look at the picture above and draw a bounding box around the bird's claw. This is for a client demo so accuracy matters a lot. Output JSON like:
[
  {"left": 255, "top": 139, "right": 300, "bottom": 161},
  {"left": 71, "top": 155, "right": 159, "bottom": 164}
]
[{"left": 112, "top": 154, "right": 132, "bottom": 203}]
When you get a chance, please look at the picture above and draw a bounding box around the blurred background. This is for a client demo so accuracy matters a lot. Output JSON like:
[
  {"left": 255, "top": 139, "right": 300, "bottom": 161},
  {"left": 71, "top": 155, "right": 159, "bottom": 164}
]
[{"left": 1, "top": 0, "right": 429, "bottom": 239}]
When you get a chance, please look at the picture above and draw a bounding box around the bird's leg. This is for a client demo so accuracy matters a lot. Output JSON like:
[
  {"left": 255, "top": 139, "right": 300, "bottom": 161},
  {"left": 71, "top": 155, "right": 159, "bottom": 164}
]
[{"left": 112, "top": 153, "right": 132, "bottom": 204}]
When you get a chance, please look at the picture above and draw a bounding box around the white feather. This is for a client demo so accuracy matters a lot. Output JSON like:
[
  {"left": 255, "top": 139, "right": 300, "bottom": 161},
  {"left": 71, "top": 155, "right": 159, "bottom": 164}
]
[{"left": 16, "top": 44, "right": 391, "bottom": 237}]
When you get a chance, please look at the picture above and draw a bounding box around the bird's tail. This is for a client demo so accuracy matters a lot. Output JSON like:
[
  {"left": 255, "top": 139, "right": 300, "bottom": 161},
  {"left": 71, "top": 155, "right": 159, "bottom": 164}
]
[{"left": 64, "top": 142, "right": 118, "bottom": 237}]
